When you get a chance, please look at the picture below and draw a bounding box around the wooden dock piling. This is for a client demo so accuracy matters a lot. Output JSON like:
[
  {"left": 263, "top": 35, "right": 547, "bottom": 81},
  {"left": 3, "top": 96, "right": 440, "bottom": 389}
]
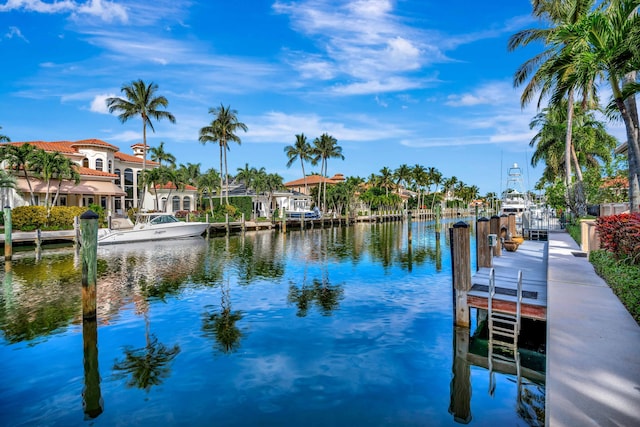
[
  {"left": 508, "top": 213, "right": 516, "bottom": 237},
  {"left": 80, "top": 210, "right": 99, "bottom": 321},
  {"left": 490, "top": 215, "right": 501, "bottom": 257},
  {"left": 476, "top": 217, "right": 491, "bottom": 269},
  {"left": 450, "top": 221, "right": 471, "bottom": 328},
  {"left": 4, "top": 206, "right": 12, "bottom": 261}
]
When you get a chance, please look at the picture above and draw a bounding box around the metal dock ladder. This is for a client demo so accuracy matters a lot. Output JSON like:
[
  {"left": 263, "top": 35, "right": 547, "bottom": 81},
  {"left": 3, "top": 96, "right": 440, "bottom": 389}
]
[{"left": 487, "top": 268, "right": 523, "bottom": 395}]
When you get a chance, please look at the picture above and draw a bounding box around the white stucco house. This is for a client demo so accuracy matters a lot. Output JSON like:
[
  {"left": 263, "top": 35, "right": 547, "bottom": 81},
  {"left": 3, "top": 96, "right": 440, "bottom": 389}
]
[{"left": 1, "top": 139, "right": 197, "bottom": 216}]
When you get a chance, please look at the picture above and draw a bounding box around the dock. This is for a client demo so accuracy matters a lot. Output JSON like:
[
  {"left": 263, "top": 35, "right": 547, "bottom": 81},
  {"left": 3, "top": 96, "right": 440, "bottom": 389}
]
[{"left": 468, "top": 239, "right": 548, "bottom": 321}]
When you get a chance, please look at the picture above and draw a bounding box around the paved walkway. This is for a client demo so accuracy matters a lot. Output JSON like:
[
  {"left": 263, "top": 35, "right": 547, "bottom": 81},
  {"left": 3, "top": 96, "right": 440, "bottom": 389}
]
[{"left": 546, "top": 231, "right": 640, "bottom": 426}]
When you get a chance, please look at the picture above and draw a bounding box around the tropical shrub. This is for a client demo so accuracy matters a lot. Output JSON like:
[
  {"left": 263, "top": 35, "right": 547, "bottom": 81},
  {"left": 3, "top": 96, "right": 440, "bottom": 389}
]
[
  {"left": 596, "top": 213, "right": 640, "bottom": 265},
  {"left": 590, "top": 250, "right": 640, "bottom": 324},
  {"left": 48, "top": 206, "right": 87, "bottom": 229},
  {"left": 12, "top": 206, "right": 48, "bottom": 230}
]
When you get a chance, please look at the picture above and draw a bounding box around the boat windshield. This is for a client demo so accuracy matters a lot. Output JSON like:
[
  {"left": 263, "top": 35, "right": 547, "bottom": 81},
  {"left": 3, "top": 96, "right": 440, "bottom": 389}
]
[{"left": 149, "top": 215, "right": 180, "bottom": 225}]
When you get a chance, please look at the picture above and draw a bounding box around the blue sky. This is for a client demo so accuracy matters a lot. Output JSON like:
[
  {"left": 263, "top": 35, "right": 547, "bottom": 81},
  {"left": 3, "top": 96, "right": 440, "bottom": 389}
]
[{"left": 0, "top": 0, "right": 626, "bottom": 195}]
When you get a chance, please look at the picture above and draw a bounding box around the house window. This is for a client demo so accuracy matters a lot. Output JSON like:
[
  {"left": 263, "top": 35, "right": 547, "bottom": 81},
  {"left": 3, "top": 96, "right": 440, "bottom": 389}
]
[
  {"left": 115, "top": 169, "right": 121, "bottom": 186},
  {"left": 108, "top": 160, "right": 113, "bottom": 173},
  {"left": 95, "top": 159, "right": 103, "bottom": 171},
  {"left": 183, "top": 196, "right": 190, "bottom": 211},
  {"left": 82, "top": 158, "right": 89, "bottom": 168},
  {"left": 161, "top": 197, "right": 167, "bottom": 212},
  {"left": 124, "top": 168, "right": 134, "bottom": 210},
  {"left": 172, "top": 196, "right": 180, "bottom": 212}
]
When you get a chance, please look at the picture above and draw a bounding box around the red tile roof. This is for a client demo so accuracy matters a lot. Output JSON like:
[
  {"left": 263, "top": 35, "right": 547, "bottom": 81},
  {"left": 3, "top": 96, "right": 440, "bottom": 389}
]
[
  {"left": 77, "top": 166, "right": 118, "bottom": 178},
  {"left": 71, "top": 139, "right": 119, "bottom": 151},
  {"left": 284, "top": 174, "right": 345, "bottom": 187},
  {"left": 153, "top": 182, "right": 197, "bottom": 191},
  {"left": 114, "top": 151, "right": 159, "bottom": 166}
]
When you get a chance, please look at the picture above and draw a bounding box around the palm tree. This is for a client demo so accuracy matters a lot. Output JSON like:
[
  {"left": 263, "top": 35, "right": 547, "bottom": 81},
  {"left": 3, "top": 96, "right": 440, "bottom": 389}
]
[
  {"left": 29, "top": 149, "right": 69, "bottom": 211},
  {"left": 284, "top": 133, "right": 313, "bottom": 194},
  {"left": 530, "top": 101, "right": 617, "bottom": 191},
  {"left": 412, "top": 165, "right": 427, "bottom": 211},
  {"left": 378, "top": 167, "right": 395, "bottom": 196},
  {"left": 0, "top": 126, "right": 9, "bottom": 142},
  {"left": 0, "top": 143, "right": 37, "bottom": 205},
  {"left": 508, "top": 0, "right": 595, "bottom": 213},
  {"left": 426, "top": 166, "right": 443, "bottom": 210},
  {"left": 312, "top": 133, "right": 344, "bottom": 213},
  {"left": 176, "top": 163, "right": 201, "bottom": 187},
  {"left": 197, "top": 168, "right": 221, "bottom": 213},
  {"left": 199, "top": 104, "right": 247, "bottom": 206},
  {"left": 51, "top": 156, "right": 80, "bottom": 207},
  {"left": 106, "top": 80, "right": 176, "bottom": 209},
  {"left": 577, "top": 0, "right": 640, "bottom": 212},
  {"left": 235, "top": 163, "right": 255, "bottom": 194},
  {"left": 149, "top": 141, "right": 176, "bottom": 168}
]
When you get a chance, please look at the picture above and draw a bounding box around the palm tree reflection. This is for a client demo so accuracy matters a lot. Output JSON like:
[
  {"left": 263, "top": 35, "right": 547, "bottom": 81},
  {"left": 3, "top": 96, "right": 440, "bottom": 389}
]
[
  {"left": 112, "top": 334, "right": 180, "bottom": 392},
  {"left": 202, "top": 284, "right": 243, "bottom": 353},
  {"left": 113, "top": 293, "right": 180, "bottom": 392},
  {"left": 288, "top": 274, "right": 344, "bottom": 317}
]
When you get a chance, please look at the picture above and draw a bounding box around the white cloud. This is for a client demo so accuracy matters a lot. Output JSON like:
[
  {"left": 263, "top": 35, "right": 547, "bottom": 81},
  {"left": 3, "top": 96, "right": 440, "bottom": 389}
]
[
  {"left": 0, "top": 0, "right": 128, "bottom": 23},
  {"left": 3, "top": 26, "right": 29, "bottom": 42},
  {"left": 90, "top": 93, "right": 115, "bottom": 114},
  {"left": 445, "top": 81, "right": 517, "bottom": 107}
]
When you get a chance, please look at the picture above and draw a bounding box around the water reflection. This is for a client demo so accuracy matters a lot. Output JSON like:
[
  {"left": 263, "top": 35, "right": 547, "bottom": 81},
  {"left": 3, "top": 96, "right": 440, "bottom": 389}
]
[
  {"left": 0, "top": 220, "right": 546, "bottom": 426},
  {"left": 202, "top": 282, "right": 244, "bottom": 353}
]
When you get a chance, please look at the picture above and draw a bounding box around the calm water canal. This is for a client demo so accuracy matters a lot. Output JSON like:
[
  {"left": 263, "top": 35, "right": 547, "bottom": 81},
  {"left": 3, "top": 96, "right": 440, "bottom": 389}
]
[{"left": 0, "top": 219, "right": 544, "bottom": 426}]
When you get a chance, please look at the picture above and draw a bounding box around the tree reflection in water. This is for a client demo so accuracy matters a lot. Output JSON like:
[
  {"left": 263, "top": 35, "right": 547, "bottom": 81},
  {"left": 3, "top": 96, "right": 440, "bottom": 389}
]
[
  {"left": 287, "top": 273, "right": 344, "bottom": 317},
  {"left": 202, "top": 283, "right": 243, "bottom": 353},
  {"left": 113, "top": 286, "right": 180, "bottom": 392}
]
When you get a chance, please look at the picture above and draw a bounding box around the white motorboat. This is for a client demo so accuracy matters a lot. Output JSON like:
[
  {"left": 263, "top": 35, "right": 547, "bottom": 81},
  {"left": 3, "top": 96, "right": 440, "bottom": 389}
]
[
  {"left": 501, "top": 163, "right": 529, "bottom": 217},
  {"left": 97, "top": 213, "right": 209, "bottom": 245},
  {"left": 286, "top": 207, "right": 321, "bottom": 219}
]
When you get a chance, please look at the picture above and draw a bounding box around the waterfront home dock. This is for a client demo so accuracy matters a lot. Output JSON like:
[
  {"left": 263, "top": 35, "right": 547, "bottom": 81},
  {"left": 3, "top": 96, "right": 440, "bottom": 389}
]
[
  {"left": 468, "top": 239, "right": 548, "bottom": 321},
  {"left": 546, "top": 231, "right": 640, "bottom": 427}
]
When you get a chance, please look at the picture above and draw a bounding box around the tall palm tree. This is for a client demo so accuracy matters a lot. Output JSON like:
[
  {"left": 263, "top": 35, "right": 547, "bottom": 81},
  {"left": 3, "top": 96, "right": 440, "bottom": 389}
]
[
  {"left": 149, "top": 141, "right": 176, "bottom": 168},
  {"left": 576, "top": 0, "right": 640, "bottom": 212},
  {"left": 199, "top": 104, "right": 247, "bottom": 206},
  {"left": 378, "top": 167, "right": 395, "bottom": 196},
  {"left": 0, "top": 143, "right": 36, "bottom": 205},
  {"left": 284, "top": 133, "right": 313, "bottom": 195},
  {"left": 106, "top": 80, "right": 176, "bottom": 209},
  {"left": 312, "top": 133, "right": 343, "bottom": 213},
  {"left": 509, "top": 0, "right": 595, "bottom": 213},
  {"left": 426, "top": 166, "right": 443, "bottom": 209}
]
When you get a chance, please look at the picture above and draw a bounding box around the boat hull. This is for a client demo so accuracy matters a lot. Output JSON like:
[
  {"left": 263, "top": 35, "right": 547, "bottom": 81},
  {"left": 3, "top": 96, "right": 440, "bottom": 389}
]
[{"left": 97, "top": 222, "right": 209, "bottom": 245}]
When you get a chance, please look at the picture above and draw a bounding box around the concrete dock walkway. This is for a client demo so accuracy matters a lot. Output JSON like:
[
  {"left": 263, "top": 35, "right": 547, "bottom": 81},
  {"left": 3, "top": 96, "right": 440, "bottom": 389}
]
[{"left": 546, "top": 231, "right": 640, "bottom": 426}]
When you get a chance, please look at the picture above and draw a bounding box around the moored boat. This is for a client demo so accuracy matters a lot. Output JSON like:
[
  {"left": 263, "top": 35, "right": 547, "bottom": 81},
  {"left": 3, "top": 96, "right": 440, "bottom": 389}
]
[{"left": 97, "top": 213, "right": 209, "bottom": 245}]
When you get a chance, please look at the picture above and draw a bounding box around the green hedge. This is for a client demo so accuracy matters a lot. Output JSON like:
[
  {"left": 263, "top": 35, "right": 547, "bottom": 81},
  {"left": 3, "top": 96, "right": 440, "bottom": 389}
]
[
  {"left": 11, "top": 206, "right": 89, "bottom": 231},
  {"left": 590, "top": 249, "right": 640, "bottom": 325}
]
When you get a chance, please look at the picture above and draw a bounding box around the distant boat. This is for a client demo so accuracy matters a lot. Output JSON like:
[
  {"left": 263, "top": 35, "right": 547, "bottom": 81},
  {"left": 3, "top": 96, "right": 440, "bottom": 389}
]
[
  {"left": 501, "top": 163, "right": 529, "bottom": 217},
  {"left": 97, "top": 213, "right": 209, "bottom": 245},
  {"left": 286, "top": 207, "right": 321, "bottom": 219}
]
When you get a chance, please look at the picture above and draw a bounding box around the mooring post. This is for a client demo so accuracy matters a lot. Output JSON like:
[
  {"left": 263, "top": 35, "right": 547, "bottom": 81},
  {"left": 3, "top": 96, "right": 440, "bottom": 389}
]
[
  {"left": 476, "top": 217, "right": 491, "bottom": 270},
  {"left": 282, "top": 211, "right": 287, "bottom": 233},
  {"left": 4, "top": 206, "right": 12, "bottom": 261},
  {"left": 435, "top": 204, "right": 442, "bottom": 240},
  {"left": 450, "top": 221, "right": 471, "bottom": 328},
  {"left": 225, "top": 213, "right": 229, "bottom": 234},
  {"left": 508, "top": 213, "right": 516, "bottom": 238},
  {"left": 500, "top": 214, "right": 508, "bottom": 241},
  {"left": 490, "top": 215, "right": 501, "bottom": 257},
  {"left": 80, "top": 210, "right": 99, "bottom": 321},
  {"left": 407, "top": 210, "right": 412, "bottom": 245}
]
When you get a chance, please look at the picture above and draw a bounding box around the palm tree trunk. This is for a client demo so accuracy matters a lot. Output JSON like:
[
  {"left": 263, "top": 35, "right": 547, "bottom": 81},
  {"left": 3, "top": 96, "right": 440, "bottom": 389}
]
[
  {"left": 21, "top": 169, "right": 36, "bottom": 205},
  {"left": 224, "top": 140, "right": 229, "bottom": 206},
  {"left": 140, "top": 122, "right": 147, "bottom": 212},
  {"left": 565, "top": 89, "right": 574, "bottom": 194},
  {"left": 301, "top": 159, "right": 307, "bottom": 195},
  {"left": 219, "top": 143, "right": 224, "bottom": 207},
  {"left": 612, "top": 73, "right": 640, "bottom": 213}
]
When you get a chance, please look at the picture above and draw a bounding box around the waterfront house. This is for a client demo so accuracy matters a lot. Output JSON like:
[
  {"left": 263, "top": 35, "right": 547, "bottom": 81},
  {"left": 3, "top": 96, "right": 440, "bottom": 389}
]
[{"left": 0, "top": 139, "right": 195, "bottom": 216}]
